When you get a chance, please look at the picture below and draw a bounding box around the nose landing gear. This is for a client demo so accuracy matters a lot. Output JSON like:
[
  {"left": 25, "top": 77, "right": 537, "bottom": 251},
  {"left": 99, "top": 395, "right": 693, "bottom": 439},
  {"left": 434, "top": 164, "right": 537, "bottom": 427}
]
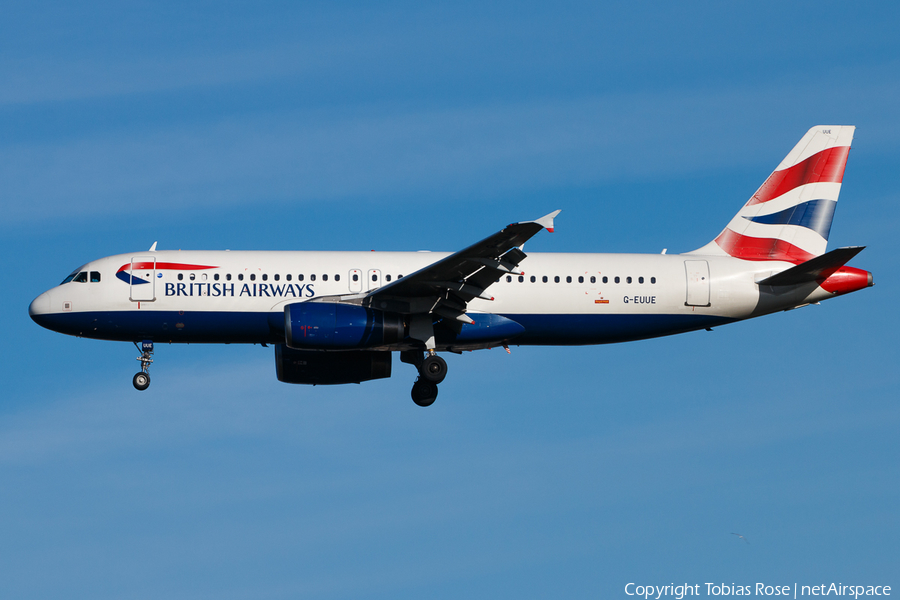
[
  {"left": 402, "top": 350, "right": 447, "bottom": 407},
  {"left": 133, "top": 340, "right": 153, "bottom": 391}
]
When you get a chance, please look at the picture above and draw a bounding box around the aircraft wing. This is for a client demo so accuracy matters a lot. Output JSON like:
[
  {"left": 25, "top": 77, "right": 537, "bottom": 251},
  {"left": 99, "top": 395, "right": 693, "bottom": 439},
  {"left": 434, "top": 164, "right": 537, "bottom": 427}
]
[{"left": 358, "top": 210, "right": 560, "bottom": 322}]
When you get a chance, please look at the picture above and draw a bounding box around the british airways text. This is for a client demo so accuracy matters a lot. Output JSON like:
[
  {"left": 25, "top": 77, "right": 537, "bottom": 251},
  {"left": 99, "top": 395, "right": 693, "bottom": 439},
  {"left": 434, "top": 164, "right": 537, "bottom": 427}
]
[{"left": 165, "top": 283, "right": 315, "bottom": 298}]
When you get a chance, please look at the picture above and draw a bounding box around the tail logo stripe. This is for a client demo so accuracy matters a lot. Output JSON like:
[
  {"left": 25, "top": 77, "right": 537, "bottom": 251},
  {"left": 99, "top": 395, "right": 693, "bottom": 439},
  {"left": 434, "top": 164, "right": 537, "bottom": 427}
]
[
  {"left": 747, "top": 146, "right": 850, "bottom": 206},
  {"left": 714, "top": 229, "right": 816, "bottom": 264},
  {"left": 742, "top": 199, "right": 836, "bottom": 240}
]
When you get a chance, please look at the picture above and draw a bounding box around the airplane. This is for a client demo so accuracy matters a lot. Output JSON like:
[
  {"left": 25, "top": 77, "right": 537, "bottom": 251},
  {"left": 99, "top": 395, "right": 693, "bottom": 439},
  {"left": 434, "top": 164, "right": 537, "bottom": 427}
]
[{"left": 29, "top": 125, "right": 873, "bottom": 406}]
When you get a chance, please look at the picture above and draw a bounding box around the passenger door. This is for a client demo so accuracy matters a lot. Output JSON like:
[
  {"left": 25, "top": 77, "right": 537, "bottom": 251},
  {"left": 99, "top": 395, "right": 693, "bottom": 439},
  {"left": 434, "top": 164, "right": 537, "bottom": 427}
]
[
  {"left": 130, "top": 257, "right": 156, "bottom": 302},
  {"left": 684, "top": 260, "right": 710, "bottom": 307}
]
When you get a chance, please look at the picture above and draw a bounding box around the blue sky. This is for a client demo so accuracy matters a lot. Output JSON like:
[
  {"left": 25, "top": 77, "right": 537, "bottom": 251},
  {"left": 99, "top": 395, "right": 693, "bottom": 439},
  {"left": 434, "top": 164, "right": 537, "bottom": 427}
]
[{"left": 2, "top": 1, "right": 898, "bottom": 598}]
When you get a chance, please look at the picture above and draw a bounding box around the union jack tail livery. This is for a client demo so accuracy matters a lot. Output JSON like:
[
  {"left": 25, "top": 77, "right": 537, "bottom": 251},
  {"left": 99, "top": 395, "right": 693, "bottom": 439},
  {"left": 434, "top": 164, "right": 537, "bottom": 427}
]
[{"left": 692, "top": 125, "right": 854, "bottom": 264}]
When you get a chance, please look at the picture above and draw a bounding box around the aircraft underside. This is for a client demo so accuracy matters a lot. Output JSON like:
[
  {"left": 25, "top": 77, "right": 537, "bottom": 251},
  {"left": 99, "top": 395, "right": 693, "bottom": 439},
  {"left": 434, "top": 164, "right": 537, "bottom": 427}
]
[{"left": 33, "top": 309, "right": 736, "bottom": 347}]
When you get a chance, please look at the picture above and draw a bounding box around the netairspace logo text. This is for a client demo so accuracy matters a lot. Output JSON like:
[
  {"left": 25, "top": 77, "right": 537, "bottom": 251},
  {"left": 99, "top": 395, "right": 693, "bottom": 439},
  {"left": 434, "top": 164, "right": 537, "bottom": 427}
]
[{"left": 625, "top": 583, "right": 891, "bottom": 600}]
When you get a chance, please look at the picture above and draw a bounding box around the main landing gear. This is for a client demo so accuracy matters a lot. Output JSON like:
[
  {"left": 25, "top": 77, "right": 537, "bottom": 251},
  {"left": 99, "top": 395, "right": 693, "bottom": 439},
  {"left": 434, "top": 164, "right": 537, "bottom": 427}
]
[
  {"left": 133, "top": 340, "right": 154, "bottom": 391},
  {"left": 403, "top": 350, "right": 447, "bottom": 407}
]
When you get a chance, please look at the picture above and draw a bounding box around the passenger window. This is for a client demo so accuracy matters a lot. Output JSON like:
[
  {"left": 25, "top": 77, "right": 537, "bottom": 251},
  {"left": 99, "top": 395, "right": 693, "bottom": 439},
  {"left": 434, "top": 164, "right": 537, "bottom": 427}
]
[
  {"left": 615, "top": 276, "right": 620, "bottom": 283},
  {"left": 226, "top": 274, "right": 232, "bottom": 281},
  {"left": 506, "top": 276, "right": 512, "bottom": 282},
  {"left": 250, "top": 274, "right": 256, "bottom": 281},
  {"left": 74, "top": 272, "right": 88, "bottom": 283},
  {"left": 298, "top": 274, "right": 304, "bottom": 281},
  {"left": 651, "top": 277, "right": 657, "bottom": 284},
  {"left": 639, "top": 276, "right": 644, "bottom": 284},
  {"left": 602, "top": 276, "right": 608, "bottom": 284},
  {"left": 323, "top": 274, "right": 328, "bottom": 281},
  {"left": 371, "top": 274, "right": 377, "bottom": 282},
  {"left": 262, "top": 274, "right": 268, "bottom": 281},
  {"left": 566, "top": 276, "right": 572, "bottom": 283},
  {"left": 286, "top": 274, "right": 292, "bottom": 281},
  {"left": 311, "top": 274, "right": 317, "bottom": 281},
  {"left": 554, "top": 276, "right": 560, "bottom": 283},
  {"left": 542, "top": 276, "right": 548, "bottom": 283},
  {"left": 518, "top": 276, "right": 524, "bottom": 283},
  {"left": 238, "top": 274, "right": 244, "bottom": 281},
  {"left": 190, "top": 273, "right": 196, "bottom": 281},
  {"left": 90, "top": 271, "right": 101, "bottom": 282},
  {"left": 590, "top": 276, "right": 596, "bottom": 284},
  {"left": 335, "top": 274, "right": 341, "bottom": 282},
  {"left": 384, "top": 274, "right": 390, "bottom": 282},
  {"left": 626, "top": 276, "right": 632, "bottom": 284},
  {"left": 214, "top": 273, "right": 220, "bottom": 281},
  {"left": 530, "top": 276, "right": 536, "bottom": 283},
  {"left": 578, "top": 276, "right": 583, "bottom": 283},
  {"left": 274, "top": 274, "right": 280, "bottom": 281},
  {"left": 201, "top": 273, "right": 207, "bottom": 281},
  {"left": 352, "top": 274, "right": 358, "bottom": 282}
]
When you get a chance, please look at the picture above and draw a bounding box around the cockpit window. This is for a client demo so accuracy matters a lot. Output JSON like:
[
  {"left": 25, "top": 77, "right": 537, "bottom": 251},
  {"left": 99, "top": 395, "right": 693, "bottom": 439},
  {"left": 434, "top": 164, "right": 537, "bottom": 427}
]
[
  {"left": 90, "top": 271, "right": 101, "bottom": 282},
  {"left": 73, "top": 272, "right": 88, "bottom": 283},
  {"left": 61, "top": 270, "right": 79, "bottom": 285}
]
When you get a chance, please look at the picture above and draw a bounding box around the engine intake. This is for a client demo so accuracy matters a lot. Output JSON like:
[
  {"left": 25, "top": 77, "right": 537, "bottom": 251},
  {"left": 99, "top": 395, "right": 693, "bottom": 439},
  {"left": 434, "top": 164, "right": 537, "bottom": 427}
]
[{"left": 284, "top": 302, "right": 406, "bottom": 349}]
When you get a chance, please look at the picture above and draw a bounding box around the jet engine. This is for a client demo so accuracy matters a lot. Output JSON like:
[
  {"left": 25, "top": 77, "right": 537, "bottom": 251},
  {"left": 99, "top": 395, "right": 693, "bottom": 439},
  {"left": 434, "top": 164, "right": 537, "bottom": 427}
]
[
  {"left": 284, "top": 302, "right": 406, "bottom": 349},
  {"left": 275, "top": 344, "right": 392, "bottom": 385}
]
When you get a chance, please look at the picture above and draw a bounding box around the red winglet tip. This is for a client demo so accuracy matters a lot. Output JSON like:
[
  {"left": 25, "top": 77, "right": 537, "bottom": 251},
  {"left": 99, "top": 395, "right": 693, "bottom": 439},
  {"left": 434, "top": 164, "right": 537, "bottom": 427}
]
[{"left": 547, "top": 227, "right": 554, "bottom": 233}]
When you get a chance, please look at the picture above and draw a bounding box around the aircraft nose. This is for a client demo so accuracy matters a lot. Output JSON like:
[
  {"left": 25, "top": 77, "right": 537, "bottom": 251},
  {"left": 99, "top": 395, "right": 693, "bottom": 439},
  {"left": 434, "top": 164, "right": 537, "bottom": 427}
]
[{"left": 29, "top": 291, "right": 50, "bottom": 320}]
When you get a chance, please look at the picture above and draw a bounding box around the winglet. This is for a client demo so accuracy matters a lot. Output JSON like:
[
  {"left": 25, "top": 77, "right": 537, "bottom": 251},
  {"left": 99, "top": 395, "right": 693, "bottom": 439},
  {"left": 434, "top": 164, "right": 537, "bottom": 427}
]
[
  {"left": 149, "top": 241, "right": 158, "bottom": 252},
  {"left": 533, "top": 210, "right": 562, "bottom": 233}
]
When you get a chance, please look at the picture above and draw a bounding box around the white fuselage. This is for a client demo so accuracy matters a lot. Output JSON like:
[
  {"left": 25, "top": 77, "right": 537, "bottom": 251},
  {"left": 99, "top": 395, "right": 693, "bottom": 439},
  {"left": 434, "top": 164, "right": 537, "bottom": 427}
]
[{"left": 30, "top": 249, "right": 833, "bottom": 349}]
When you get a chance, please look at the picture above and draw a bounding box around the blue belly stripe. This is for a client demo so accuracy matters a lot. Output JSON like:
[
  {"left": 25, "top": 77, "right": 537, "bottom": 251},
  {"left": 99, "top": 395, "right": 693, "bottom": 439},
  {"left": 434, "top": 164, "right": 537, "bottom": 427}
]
[
  {"left": 32, "top": 310, "right": 735, "bottom": 346},
  {"left": 500, "top": 313, "right": 734, "bottom": 345}
]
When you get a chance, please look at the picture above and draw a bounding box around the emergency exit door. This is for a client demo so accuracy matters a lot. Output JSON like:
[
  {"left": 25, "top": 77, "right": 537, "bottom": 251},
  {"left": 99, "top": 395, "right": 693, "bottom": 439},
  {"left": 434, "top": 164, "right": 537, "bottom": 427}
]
[{"left": 367, "top": 269, "right": 382, "bottom": 291}]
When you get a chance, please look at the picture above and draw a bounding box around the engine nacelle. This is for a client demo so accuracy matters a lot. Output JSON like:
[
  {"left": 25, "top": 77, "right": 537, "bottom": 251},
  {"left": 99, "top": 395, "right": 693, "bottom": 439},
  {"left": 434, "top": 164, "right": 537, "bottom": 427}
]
[
  {"left": 275, "top": 345, "right": 392, "bottom": 385},
  {"left": 284, "top": 302, "right": 406, "bottom": 349}
]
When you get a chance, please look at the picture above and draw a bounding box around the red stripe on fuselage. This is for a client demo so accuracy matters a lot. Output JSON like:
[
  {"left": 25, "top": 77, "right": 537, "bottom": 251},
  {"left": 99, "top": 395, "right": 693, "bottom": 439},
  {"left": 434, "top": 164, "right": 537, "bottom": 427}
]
[
  {"left": 714, "top": 229, "right": 816, "bottom": 264},
  {"left": 117, "top": 262, "right": 218, "bottom": 273},
  {"left": 746, "top": 146, "right": 850, "bottom": 206}
]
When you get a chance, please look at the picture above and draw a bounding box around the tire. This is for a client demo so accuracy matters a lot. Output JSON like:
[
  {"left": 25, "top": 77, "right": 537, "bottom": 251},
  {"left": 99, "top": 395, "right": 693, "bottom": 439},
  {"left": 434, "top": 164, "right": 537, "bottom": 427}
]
[
  {"left": 411, "top": 379, "right": 438, "bottom": 407},
  {"left": 133, "top": 372, "right": 150, "bottom": 391},
  {"left": 419, "top": 355, "right": 447, "bottom": 384}
]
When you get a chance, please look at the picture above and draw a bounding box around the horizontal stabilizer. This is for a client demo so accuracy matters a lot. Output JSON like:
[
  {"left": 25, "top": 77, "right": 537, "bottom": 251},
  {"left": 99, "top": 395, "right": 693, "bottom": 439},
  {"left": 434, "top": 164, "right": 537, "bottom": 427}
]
[{"left": 757, "top": 246, "right": 865, "bottom": 286}]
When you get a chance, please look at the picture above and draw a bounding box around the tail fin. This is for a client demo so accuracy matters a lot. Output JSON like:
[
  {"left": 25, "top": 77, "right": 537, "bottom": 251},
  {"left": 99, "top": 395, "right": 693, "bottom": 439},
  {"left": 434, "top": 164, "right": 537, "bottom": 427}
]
[{"left": 690, "top": 126, "right": 855, "bottom": 263}]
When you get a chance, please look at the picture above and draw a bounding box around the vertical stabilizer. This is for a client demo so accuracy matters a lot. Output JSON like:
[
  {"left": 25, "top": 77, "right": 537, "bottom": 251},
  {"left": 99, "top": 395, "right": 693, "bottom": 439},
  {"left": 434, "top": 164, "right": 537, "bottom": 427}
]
[{"left": 689, "top": 126, "right": 855, "bottom": 263}]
